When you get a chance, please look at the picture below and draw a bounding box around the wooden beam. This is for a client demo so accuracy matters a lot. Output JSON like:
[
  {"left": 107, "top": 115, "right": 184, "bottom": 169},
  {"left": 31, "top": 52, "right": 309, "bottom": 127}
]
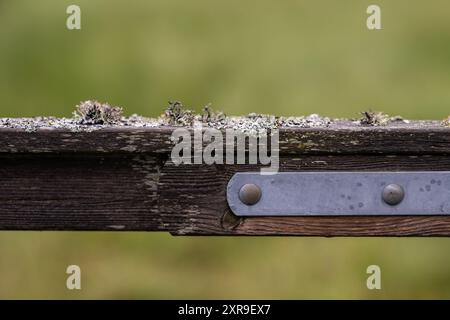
[
  {"left": 1, "top": 120, "right": 450, "bottom": 154},
  {"left": 1, "top": 121, "right": 450, "bottom": 235}
]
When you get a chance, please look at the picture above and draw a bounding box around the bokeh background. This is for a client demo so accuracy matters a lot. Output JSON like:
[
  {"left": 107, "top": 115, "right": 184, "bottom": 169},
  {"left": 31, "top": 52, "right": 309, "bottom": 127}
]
[{"left": 1, "top": 0, "right": 450, "bottom": 299}]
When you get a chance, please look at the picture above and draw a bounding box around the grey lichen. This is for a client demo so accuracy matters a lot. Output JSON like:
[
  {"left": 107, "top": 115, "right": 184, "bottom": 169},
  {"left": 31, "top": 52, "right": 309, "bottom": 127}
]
[
  {"left": 0, "top": 99, "right": 424, "bottom": 133},
  {"left": 160, "top": 101, "right": 196, "bottom": 126},
  {"left": 202, "top": 104, "right": 226, "bottom": 123},
  {"left": 159, "top": 102, "right": 332, "bottom": 134},
  {"left": 0, "top": 100, "right": 333, "bottom": 133},
  {"left": 201, "top": 112, "right": 331, "bottom": 135},
  {"left": 359, "top": 111, "right": 410, "bottom": 126},
  {"left": 75, "top": 100, "right": 123, "bottom": 125},
  {"left": 442, "top": 116, "right": 450, "bottom": 127},
  {"left": 209, "top": 113, "right": 279, "bottom": 135},
  {"left": 0, "top": 117, "right": 107, "bottom": 133},
  {"left": 359, "top": 111, "right": 390, "bottom": 126},
  {"left": 122, "top": 114, "right": 163, "bottom": 128},
  {"left": 280, "top": 114, "right": 332, "bottom": 128},
  {"left": 0, "top": 100, "right": 159, "bottom": 132}
]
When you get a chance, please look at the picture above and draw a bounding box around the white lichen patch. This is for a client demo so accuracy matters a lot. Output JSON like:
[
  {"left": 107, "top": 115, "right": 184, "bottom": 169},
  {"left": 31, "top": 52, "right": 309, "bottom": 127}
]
[
  {"left": 280, "top": 114, "right": 332, "bottom": 128},
  {"left": 122, "top": 114, "right": 164, "bottom": 128},
  {"left": 0, "top": 117, "right": 95, "bottom": 133},
  {"left": 0, "top": 115, "right": 163, "bottom": 133},
  {"left": 203, "top": 113, "right": 279, "bottom": 135}
]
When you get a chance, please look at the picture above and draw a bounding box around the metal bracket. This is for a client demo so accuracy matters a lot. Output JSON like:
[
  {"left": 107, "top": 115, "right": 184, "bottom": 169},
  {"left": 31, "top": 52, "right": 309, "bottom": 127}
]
[{"left": 227, "top": 172, "right": 450, "bottom": 216}]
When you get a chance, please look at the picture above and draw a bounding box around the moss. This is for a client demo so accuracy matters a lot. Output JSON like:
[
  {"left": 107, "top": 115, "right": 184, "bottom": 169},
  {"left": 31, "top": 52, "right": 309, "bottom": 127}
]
[{"left": 75, "top": 100, "right": 123, "bottom": 125}]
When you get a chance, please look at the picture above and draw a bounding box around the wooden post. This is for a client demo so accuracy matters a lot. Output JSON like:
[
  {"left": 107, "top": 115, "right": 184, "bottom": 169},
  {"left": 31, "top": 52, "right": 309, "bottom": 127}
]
[{"left": 1, "top": 120, "right": 450, "bottom": 236}]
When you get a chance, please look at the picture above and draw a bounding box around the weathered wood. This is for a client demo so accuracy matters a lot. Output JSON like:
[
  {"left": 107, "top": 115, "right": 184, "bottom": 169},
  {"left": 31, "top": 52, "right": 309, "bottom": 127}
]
[
  {"left": 0, "top": 154, "right": 165, "bottom": 230},
  {"left": 160, "top": 155, "right": 450, "bottom": 236},
  {"left": 1, "top": 121, "right": 450, "bottom": 154},
  {"left": 1, "top": 122, "right": 450, "bottom": 236}
]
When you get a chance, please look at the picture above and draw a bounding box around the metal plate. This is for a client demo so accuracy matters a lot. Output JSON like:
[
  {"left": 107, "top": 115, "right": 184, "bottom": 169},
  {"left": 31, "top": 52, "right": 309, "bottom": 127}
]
[{"left": 227, "top": 172, "right": 450, "bottom": 216}]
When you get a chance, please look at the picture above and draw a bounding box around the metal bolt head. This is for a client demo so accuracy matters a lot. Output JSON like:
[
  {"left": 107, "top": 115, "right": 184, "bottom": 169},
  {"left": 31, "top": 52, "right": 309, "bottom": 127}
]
[
  {"left": 382, "top": 183, "right": 404, "bottom": 206},
  {"left": 239, "top": 184, "right": 262, "bottom": 205}
]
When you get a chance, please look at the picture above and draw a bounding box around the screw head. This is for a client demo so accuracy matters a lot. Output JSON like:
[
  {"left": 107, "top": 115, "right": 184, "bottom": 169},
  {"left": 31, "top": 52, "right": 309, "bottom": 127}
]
[
  {"left": 239, "top": 184, "right": 262, "bottom": 205},
  {"left": 382, "top": 183, "right": 405, "bottom": 206}
]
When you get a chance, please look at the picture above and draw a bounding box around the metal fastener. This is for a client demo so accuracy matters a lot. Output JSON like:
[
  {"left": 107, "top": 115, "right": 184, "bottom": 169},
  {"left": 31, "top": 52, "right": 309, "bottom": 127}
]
[
  {"left": 238, "top": 183, "right": 262, "bottom": 205},
  {"left": 227, "top": 172, "right": 450, "bottom": 216},
  {"left": 382, "top": 183, "right": 405, "bottom": 206}
]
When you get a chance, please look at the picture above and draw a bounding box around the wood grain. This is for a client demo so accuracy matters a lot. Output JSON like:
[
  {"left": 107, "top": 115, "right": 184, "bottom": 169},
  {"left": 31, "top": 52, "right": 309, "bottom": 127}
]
[
  {"left": 1, "top": 122, "right": 450, "bottom": 154},
  {"left": 1, "top": 124, "right": 450, "bottom": 236},
  {"left": 161, "top": 155, "right": 450, "bottom": 236},
  {"left": 0, "top": 154, "right": 165, "bottom": 231}
]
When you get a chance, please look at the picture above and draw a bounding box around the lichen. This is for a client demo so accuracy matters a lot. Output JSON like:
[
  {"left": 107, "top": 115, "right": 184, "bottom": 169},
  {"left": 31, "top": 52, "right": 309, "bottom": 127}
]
[
  {"left": 0, "top": 100, "right": 333, "bottom": 133},
  {"left": 359, "top": 111, "right": 390, "bottom": 126},
  {"left": 158, "top": 101, "right": 333, "bottom": 132},
  {"left": 359, "top": 111, "right": 410, "bottom": 126},
  {"left": 0, "top": 99, "right": 422, "bottom": 133},
  {"left": 218, "top": 113, "right": 280, "bottom": 135},
  {"left": 160, "top": 101, "right": 196, "bottom": 126},
  {"left": 75, "top": 100, "right": 123, "bottom": 125},
  {"left": 202, "top": 104, "right": 226, "bottom": 123},
  {"left": 279, "top": 114, "right": 332, "bottom": 128}
]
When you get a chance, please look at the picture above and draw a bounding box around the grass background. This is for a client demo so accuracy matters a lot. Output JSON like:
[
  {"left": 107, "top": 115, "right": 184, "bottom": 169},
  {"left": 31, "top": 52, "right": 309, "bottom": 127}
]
[{"left": 1, "top": 0, "right": 450, "bottom": 298}]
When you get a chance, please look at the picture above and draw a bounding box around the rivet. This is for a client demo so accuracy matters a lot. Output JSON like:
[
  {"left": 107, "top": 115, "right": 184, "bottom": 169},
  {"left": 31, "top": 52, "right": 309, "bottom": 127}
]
[
  {"left": 382, "top": 183, "right": 404, "bottom": 206},
  {"left": 239, "top": 183, "right": 262, "bottom": 205}
]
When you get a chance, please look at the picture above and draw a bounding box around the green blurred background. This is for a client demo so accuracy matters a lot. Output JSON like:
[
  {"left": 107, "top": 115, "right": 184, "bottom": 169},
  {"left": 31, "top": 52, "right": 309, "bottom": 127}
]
[{"left": 1, "top": 0, "right": 450, "bottom": 299}]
